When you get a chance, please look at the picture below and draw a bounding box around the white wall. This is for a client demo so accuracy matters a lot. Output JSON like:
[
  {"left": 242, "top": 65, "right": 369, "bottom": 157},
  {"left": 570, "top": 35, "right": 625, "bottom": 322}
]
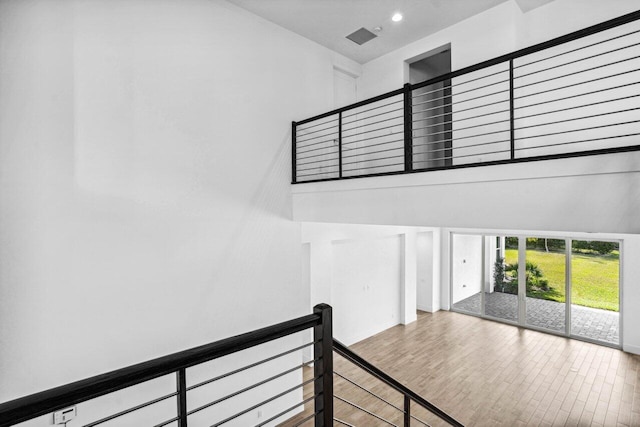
[
  {"left": 451, "top": 234, "right": 484, "bottom": 304},
  {"left": 0, "top": 0, "right": 359, "bottom": 414},
  {"left": 302, "top": 223, "right": 435, "bottom": 346},
  {"left": 621, "top": 235, "right": 640, "bottom": 355},
  {"left": 416, "top": 232, "right": 434, "bottom": 311},
  {"left": 400, "top": 232, "right": 418, "bottom": 325},
  {"left": 357, "top": 1, "right": 519, "bottom": 99},
  {"left": 332, "top": 235, "right": 402, "bottom": 346},
  {"left": 292, "top": 151, "right": 640, "bottom": 234},
  {"left": 359, "top": 0, "right": 640, "bottom": 99}
]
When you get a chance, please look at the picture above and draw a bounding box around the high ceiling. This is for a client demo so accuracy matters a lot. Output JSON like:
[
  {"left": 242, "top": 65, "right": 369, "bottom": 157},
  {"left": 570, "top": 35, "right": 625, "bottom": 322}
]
[{"left": 227, "top": 0, "right": 555, "bottom": 64}]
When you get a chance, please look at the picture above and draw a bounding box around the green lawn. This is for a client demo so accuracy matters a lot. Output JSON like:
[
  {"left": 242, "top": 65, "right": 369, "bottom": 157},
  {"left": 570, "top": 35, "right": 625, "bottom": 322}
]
[{"left": 504, "top": 249, "right": 619, "bottom": 312}]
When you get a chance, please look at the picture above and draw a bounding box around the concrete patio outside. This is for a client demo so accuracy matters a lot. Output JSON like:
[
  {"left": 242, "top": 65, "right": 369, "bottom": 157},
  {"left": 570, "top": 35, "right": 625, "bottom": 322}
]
[{"left": 452, "top": 291, "right": 619, "bottom": 345}]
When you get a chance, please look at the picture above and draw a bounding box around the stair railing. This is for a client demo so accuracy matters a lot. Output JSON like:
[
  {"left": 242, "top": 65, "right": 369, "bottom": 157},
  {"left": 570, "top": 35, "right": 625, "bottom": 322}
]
[
  {"left": 0, "top": 304, "right": 462, "bottom": 427},
  {"left": 332, "top": 339, "right": 463, "bottom": 427},
  {"left": 0, "top": 307, "right": 325, "bottom": 427}
]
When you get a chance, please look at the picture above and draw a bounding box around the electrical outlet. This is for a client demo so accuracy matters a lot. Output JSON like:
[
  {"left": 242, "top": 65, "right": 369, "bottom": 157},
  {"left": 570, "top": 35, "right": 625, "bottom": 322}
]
[
  {"left": 257, "top": 409, "right": 263, "bottom": 419},
  {"left": 53, "top": 406, "right": 76, "bottom": 424}
]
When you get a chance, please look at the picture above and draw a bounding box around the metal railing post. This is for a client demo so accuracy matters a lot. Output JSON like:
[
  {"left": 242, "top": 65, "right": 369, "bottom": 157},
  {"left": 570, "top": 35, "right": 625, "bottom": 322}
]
[
  {"left": 292, "top": 121, "right": 297, "bottom": 183},
  {"left": 404, "top": 395, "right": 411, "bottom": 426},
  {"left": 509, "top": 60, "right": 515, "bottom": 160},
  {"left": 313, "top": 304, "right": 333, "bottom": 427},
  {"left": 338, "top": 113, "right": 343, "bottom": 178},
  {"left": 177, "top": 369, "right": 188, "bottom": 427},
  {"left": 403, "top": 83, "right": 413, "bottom": 172}
]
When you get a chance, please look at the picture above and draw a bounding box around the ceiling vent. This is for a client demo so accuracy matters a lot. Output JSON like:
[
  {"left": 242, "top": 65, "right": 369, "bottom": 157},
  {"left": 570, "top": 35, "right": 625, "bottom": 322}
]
[{"left": 346, "top": 27, "right": 377, "bottom": 45}]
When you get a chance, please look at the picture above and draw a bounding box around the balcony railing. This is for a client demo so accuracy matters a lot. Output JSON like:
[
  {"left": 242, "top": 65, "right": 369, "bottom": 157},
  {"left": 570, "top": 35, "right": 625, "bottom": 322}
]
[
  {"left": 292, "top": 9, "right": 640, "bottom": 184},
  {"left": 0, "top": 304, "right": 463, "bottom": 427}
]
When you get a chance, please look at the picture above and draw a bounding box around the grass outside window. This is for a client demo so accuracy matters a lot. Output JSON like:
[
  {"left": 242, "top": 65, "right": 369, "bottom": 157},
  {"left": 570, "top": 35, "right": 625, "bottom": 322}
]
[{"left": 504, "top": 248, "right": 619, "bottom": 312}]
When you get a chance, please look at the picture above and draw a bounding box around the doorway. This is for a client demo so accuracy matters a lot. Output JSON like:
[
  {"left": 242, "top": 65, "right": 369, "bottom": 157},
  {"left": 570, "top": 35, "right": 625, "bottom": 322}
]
[
  {"left": 333, "top": 66, "right": 357, "bottom": 109},
  {"left": 407, "top": 46, "right": 452, "bottom": 169},
  {"left": 451, "top": 233, "right": 621, "bottom": 347}
]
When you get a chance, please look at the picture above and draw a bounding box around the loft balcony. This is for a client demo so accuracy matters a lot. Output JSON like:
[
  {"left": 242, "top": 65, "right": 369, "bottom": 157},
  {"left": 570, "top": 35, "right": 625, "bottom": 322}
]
[
  {"left": 291, "top": 10, "right": 640, "bottom": 235},
  {"left": 292, "top": 10, "right": 640, "bottom": 184}
]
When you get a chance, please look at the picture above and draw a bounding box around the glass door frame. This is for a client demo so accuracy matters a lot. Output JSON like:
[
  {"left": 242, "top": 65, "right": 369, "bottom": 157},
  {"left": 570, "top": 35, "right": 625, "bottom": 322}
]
[{"left": 449, "top": 231, "right": 623, "bottom": 349}]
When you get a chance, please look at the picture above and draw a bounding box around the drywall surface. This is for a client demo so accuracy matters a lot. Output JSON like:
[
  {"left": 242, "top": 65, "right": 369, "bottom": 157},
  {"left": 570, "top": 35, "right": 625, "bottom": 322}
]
[
  {"left": 621, "top": 235, "right": 640, "bottom": 355},
  {"left": 401, "top": 232, "right": 418, "bottom": 324},
  {"left": 0, "top": 0, "right": 356, "bottom": 411},
  {"left": 292, "top": 151, "right": 640, "bottom": 234},
  {"left": 358, "top": 1, "right": 519, "bottom": 98},
  {"left": 416, "top": 232, "right": 434, "bottom": 311},
  {"left": 451, "top": 234, "right": 484, "bottom": 304},
  {"left": 331, "top": 235, "right": 402, "bottom": 346},
  {"left": 302, "top": 223, "right": 435, "bottom": 345},
  {"left": 358, "top": 0, "right": 640, "bottom": 99}
]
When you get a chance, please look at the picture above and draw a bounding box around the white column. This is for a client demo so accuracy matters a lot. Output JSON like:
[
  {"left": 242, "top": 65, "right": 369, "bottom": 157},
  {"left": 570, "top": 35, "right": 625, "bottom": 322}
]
[
  {"left": 400, "top": 232, "right": 418, "bottom": 324},
  {"left": 416, "top": 231, "right": 434, "bottom": 312},
  {"left": 436, "top": 228, "right": 446, "bottom": 311}
]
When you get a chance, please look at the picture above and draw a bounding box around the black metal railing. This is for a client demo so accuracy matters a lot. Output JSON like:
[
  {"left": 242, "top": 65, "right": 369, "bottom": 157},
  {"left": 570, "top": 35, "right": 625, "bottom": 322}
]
[
  {"left": 292, "top": 9, "right": 640, "bottom": 183},
  {"left": 0, "top": 304, "right": 462, "bottom": 427},
  {"left": 0, "top": 307, "right": 324, "bottom": 427},
  {"left": 332, "top": 340, "right": 463, "bottom": 427}
]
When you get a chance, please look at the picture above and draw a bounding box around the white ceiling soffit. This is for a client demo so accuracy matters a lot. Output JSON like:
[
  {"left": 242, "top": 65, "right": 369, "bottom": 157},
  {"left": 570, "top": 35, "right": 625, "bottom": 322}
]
[
  {"left": 227, "top": 0, "right": 513, "bottom": 64},
  {"left": 514, "top": 0, "right": 556, "bottom": 13}
]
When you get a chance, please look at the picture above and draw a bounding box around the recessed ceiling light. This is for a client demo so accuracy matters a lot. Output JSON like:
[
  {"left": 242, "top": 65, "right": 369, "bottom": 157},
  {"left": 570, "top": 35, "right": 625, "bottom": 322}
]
[
  {"left": 373, "top": 26, "right": 383, "bottom": 32},
  {"left": 392, "top": 13, "right": 403, "bottom": 22}
]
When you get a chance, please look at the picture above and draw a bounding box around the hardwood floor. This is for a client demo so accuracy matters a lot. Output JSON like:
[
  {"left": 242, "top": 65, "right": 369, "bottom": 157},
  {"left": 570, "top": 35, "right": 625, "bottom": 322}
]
[{"left": 280, "top": 310, "right": 640, "bottom": 426}]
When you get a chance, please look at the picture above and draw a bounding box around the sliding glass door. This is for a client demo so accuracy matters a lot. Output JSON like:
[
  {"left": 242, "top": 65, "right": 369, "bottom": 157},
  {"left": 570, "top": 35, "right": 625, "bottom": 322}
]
[
  {"left": 570, "top": 240, "right": 620, "bottom": 345},
  {"left": 523, "top": 238, "right": 566, "bottom": 334},
  {"left": 451, "top": 233, "right": 621, "bottom": 347},
  {"left": 485, "top": 236, "right": 519, "bottom": 323}
]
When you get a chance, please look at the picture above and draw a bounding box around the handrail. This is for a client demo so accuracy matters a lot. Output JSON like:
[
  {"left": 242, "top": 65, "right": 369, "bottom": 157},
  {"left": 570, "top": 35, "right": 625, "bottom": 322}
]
[
  {"left": 0, "top": 305, "right": 464, "bottom": 427},
  {"left": 333, "top": 338, "right": 464, "bottom": 427},
  {"left": 0, "top": 313, "right": 321, "bottom": 427},
  {"left": 297, "top": 87, "right": 405, "bottom": 127}
]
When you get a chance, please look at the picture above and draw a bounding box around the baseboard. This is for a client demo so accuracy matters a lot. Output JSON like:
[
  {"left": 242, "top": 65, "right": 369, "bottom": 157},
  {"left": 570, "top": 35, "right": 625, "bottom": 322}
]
[
  {"left": 402, "top": 313, "right": 417, "bottom": 325},
  {"left": 417, "top": 303, "right": 440, "bottom": 313},
  {"left": 416, "top": 303, "right": 430, "bottom": 312},
  {"left": 623, "top": 343, "right": 640, "bottom": 355}
]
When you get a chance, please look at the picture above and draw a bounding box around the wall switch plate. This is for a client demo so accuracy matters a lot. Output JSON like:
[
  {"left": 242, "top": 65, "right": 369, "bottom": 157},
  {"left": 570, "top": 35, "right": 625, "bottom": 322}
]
[{"left": 53, "top": 406, "right": 76, "bottom": 424}]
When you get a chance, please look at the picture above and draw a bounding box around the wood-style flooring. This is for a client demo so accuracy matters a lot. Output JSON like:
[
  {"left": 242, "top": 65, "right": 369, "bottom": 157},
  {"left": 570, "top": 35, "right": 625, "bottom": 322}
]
[{"left": 280, "top": 310, "right": 640, "bottom": 427}]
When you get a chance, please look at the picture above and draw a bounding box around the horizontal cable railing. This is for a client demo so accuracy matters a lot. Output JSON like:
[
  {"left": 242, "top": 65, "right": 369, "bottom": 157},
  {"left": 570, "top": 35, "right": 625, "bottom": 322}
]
[
  {"left": 1, "top": 305, "right": 463, "bottom": 427},
  {"left": 332, "top": 340, "right": 463, "bottom": 427},
  {"left": 292, "top": 9, "right": 640, "bottom": 184},
  {"left": 333, "top": 371, "right": 430, "bottom": 427},
  {"left": 0, "top": 309, "right": 324, "bottom": 427}
]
